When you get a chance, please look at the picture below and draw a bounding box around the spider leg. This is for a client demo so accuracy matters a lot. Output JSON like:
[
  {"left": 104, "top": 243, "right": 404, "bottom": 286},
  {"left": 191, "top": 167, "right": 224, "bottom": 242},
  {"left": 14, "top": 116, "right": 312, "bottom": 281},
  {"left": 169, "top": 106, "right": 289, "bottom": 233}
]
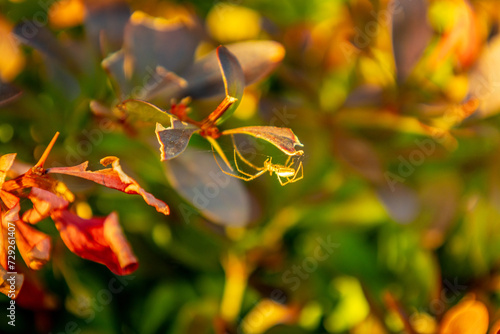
[
  {"left": 212, "top": 146, "right": 266, "bottom": 181},
  {"left": 233, "top": 148, "right": 261, "bottom": 178},
  {"left": 290, "top": 161, "right": 304, "bottom": 183},
  {"left": 277, "top": 174, "right": 289, "bottom": 186},
  {"left": 232, "top": 135, "right": 265, "bottom": 172}
]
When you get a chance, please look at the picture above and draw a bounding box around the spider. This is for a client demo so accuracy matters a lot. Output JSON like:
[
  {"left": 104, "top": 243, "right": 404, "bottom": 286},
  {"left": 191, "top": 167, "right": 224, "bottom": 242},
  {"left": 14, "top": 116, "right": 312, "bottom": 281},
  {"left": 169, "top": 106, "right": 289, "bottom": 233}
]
[{"left": 213, "top": 145, "right": 303, "bottom": 186}]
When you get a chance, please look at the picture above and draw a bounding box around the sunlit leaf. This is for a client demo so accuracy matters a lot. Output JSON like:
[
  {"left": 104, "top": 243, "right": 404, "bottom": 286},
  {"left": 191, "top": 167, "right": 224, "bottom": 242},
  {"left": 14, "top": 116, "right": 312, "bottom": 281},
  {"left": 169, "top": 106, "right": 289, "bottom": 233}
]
[
  {"left": 439, "top": 298, "right": 489, "bottom": 334},
  {"left": 165, "top": 149, "right": 251, "bottom": 226},
  {"left": 155, "top": 120, "right": 197, "bottom": 161},
  {"left": 223, "top": 126, "right": 304, "bottom": 156},
  {"left": 0, "top": 153, "right": 16, "bottom": 187},
  {"left": 49, "top": 0, "right": 86, "bottom": 29},
  {"left": 240, "top": 299, "right": 299, "bottom": 334},
  {"left": 183, "top": 40, "right": 285, "bottom": 98},
  {"left": 469, "top": 35, "right": 500, "bottom": 118},
  {"left": 324, "top": 276, "right": 370, "bottom": 333},
  {"left": 47, "top": 157, "right": 169, "bottom": 215},
  {"left": 51, "top": 210, "right": 138, "bottom": 275},
  {"left": 220, "top": 253, "right": 249, "bottom": 322},
  {"left": 22, "top": 187, "right": 69, "bottom": 224},
  {"left": 16, "top": 221, "right": 51, "bottom": 270},
  {"left": 210, "top": 46, "right": 245, "bottom": 125},
  {"left": 206, "top": 4, "right": 262, "bottom": 43},
  {"left": 0, "top": 17, "right": 25, "bottom": 82},
  {"left": 427, "top": 0, "right": 479, "bottom": 70},
  {"left": 116, "top": 98, "right": 173, "bottom": 124},
  {"left": 391, "top": 0, "right": 433, "bottom": 82}
]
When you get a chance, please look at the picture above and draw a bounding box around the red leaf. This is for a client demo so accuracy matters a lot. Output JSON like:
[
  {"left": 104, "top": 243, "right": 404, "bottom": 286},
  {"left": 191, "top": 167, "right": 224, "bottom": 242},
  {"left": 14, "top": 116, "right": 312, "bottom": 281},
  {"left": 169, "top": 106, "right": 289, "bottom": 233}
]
[
  {"left": 16, "top": 221, "right": 51, "bottom": 270},
  {"left": 51, "top": 210, "right": 138, "bottom": 275},
  {"left": 47, "top": 156, "right": 169, "bottom": 215},
  {"left": 22, "top": 187, "right": 69, "bottom": 224}
]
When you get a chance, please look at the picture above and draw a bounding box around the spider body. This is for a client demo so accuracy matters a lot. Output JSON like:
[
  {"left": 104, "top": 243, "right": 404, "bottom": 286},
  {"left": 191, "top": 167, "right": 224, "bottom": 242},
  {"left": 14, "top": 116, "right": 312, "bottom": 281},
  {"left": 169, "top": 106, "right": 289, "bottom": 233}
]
[{"left": 214, "top": 146, "right": 303, "bottom": 186}]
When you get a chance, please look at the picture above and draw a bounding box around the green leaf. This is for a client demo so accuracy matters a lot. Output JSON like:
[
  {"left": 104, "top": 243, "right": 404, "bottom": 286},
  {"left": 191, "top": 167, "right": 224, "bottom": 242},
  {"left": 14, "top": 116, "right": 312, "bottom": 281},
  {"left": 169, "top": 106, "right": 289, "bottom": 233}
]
[
  {"left": 116, "top": 99, "right": 173, "bottom": 124},
  {"left": 222, "top": 126, "right": 304, "bottom": 156}
]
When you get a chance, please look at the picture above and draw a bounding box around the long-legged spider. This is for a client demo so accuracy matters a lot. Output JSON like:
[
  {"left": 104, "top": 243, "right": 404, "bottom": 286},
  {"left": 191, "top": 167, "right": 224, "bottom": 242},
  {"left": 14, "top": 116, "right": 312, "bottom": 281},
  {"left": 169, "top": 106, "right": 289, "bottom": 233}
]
[{"left": 213, "top": 144, "right": 303, "bottom": 186}]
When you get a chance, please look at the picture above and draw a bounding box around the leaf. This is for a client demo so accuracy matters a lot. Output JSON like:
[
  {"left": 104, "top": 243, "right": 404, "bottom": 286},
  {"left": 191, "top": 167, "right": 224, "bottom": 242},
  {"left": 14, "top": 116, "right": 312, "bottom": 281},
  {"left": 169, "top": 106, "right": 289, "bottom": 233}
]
[
  {"left": 116, "top": 99, "right": 173, "bottom": 125},
  {"left": 123, "top": 11, "right": 200, "bottom": 81},
  {"left": 391, "top": 0, "right": 433, "bottom": 83},
  {"left": 164, "top": 149, "right": 251, "bottom": 227},
  {"left": 51, "top": 210, "right": 138, "bottom": 275},
  {"left": 84, "top": 0, "right": 131, "bottom": 53},
  {"left": 0, "top": 153, "right": 16, "bottom": 187},
  {"left": 47, "top": 157, "right": 170, "bottom": 215},
  {"left": 0, "top": 201, "right": 20, "bottom": 270},
  {"left": 222, "top": 126, "right": 304, "bottom": 156},
  {"left": 22, "top": 188, "right": 69, "bottom": 224},
  {"left": 183, "top": 40, "right": 285, "bottom": 99},
  {"left": 0, "top": 266, "right": 23, "bottom": 299},
  {"left": 155, "top": 120, "right": 197, "bottom": 161},
  {"left": 13, "top": 22, "right": 80, "bottom": 75},
  {"left": 427, "top": 0, "right": 479, "bottom": 70},
  {"left": 0, "top": 81, "right": 22, "bottom": 107},
  {"left": 212, "top": 46, "right": 245, "bottom": 125},
  {"left": 140, "top": 67, "right": 188, "bottom": 101},
  {"left": 376, "top": 183, "right": 420, "bottom": 224},
  {"left": 240, "top": 299, "right": 299, "bottom": 334},
  {"left": 102, "top": 50, "right": 131, "bottom": 98},
  {"left": 489, "top": 318, "right": 500, "bottom": 334},
  {"left": 469, "top": 35, "right": 500, "bottom": 118},
  {"left": 439, "top": 298, "right": 489, "bottom": 334},
  {"left": 16, "top": 221, "right": 51, "bottom": 270}
]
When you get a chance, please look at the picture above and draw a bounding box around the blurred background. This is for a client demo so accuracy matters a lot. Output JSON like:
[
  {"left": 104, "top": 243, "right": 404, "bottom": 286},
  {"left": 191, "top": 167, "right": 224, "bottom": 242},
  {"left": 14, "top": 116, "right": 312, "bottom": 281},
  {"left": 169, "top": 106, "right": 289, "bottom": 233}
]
[{"left": 1, "top": 0, "right": 500, "bottom": 333}]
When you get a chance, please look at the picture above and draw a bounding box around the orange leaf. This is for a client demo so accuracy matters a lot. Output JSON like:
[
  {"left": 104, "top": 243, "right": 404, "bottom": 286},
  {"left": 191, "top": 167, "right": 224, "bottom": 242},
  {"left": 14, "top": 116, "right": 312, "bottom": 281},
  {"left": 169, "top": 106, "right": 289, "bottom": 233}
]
[
  {"left": 0, "top": 201, "right": 20, "bottom": 270},
  {"left": 22, "top": 187, "right": 69, "bottom": 224},
  {"left": 16, "top": 221, "right": 51, "bottom": 270},
  {"left": 0, "top": 266, "right": 23, "bottom": 299},
  {"left": 489, "top": 318, "right": 500, "bottom": 334},
  {"left": 51, "top": 210, "right": 138, "bottom": 275},
  {"left": 0, "top": 153, "right": 16, "bottom": 187},
  {"left": 439, "top": 298, "right": 489, "bottom": 334},
  {"left": 47, "top": 156, "right": 169, "bottom": 215}
]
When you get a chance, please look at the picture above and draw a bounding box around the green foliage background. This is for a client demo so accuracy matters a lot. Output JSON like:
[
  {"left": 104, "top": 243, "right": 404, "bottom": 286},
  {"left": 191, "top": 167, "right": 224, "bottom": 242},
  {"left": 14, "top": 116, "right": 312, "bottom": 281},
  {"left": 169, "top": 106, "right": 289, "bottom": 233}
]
[{"left": 1, "top": 0, "right": 500, "bottom": 333}]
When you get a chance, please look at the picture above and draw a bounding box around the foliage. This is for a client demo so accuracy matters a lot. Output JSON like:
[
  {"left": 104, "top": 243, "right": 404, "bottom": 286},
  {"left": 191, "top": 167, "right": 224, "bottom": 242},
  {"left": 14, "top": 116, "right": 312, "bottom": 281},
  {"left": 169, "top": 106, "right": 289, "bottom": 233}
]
[{"left": 1, "top": 0, "right": 500, "bottom": 333}]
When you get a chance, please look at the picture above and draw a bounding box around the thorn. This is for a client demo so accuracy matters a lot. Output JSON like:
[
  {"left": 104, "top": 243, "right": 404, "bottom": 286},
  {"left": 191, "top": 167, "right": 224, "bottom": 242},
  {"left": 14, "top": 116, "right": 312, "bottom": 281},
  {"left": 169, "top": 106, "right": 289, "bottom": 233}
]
[{"left": 35, "top": 132, "right": 60, "bottom": 169}]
